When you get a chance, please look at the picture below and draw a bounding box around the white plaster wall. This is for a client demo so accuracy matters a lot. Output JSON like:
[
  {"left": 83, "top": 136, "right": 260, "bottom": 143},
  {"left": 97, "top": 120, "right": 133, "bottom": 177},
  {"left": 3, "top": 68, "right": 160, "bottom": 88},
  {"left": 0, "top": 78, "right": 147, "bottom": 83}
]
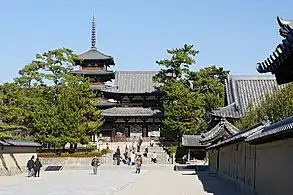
[{"left": 0, "top": 146, "right": 37, "bottom": 174}]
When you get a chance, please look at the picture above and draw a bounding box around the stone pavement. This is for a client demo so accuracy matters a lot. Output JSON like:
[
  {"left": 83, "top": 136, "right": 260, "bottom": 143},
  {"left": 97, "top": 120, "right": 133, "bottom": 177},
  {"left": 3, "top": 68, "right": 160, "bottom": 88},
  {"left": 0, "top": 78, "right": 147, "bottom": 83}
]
[
  {"left": 115, "top": 168, "right": 242, "bottom": 195},
  {"left": 0, "top": 165, "right": 243, "bottom": 195},
  {"left": 0, "top": 168, "right": 147, "bottom": 195}
]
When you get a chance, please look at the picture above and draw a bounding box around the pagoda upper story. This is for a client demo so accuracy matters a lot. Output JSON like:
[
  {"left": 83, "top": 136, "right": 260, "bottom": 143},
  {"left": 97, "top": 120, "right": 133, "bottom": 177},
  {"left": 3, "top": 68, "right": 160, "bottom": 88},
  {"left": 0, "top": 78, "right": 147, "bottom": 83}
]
[{"left": 73, "top": 15, "right": 115, "bottom": 87}]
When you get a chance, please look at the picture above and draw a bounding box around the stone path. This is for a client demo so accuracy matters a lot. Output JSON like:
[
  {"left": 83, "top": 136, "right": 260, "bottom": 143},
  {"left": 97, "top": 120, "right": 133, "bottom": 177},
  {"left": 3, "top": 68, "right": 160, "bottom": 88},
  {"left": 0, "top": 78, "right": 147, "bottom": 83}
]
[
  {"left": 0, "top": 168, "right": 146, "bottom": 195},
  {"left": 0, "top": 165, "right": 243, "bottom": 195},
  {"left": 115, "top": 168, "right": 242, "bottom": 195}
]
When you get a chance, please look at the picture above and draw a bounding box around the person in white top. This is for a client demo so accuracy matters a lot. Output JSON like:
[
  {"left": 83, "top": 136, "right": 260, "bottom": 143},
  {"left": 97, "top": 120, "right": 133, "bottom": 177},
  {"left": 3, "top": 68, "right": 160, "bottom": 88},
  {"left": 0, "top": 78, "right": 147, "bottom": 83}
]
[
  {"left": 151, "top": 152, "right": 157, "bottom": 163},
  {"left": 150, "top": 139, "right": 154, "bottom": 147},
  {"left": 130, "top": 152, "right": 136, "bottom": 165}
]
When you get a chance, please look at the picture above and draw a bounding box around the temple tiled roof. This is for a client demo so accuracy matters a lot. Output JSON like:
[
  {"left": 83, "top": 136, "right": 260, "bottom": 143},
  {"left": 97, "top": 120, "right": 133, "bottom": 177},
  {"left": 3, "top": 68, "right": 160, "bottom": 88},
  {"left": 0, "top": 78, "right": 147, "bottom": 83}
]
[
  {"left": 277, "top": 17, "right": 293, "bottom": 38},
  {"left": 210, "top": 75, "right": 283, "bottom": 119},
  {"left": 96, "top": 100, "right": 117, "bottom": 107},
  {"left": 101, "top": 71, "right": 161, "bottom": 94},
  {"left": 200, "top": 118, "right": 239, "bottom": 144},
  {"left": 3, "top": 140, "right": 41, "bottom": 147},
  {"left": 182, "top": 135, "right": 208, "bottom": 147},
  {"left": 101, "top": 107, "right": 163, "bottom": 117},
  {"left": 207, "top": 123, "right": 264, "bottom": 149},
  {"left": 256, "top": 17, "right": 293, "bottom": 84},
  {"left": 246, "top": 116, "right": 293, "bottom": 143}
]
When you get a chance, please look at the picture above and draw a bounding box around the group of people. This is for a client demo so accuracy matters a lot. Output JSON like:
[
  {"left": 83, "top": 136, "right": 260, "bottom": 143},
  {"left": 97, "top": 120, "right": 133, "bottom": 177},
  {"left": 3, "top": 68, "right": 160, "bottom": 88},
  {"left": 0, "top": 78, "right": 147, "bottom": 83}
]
[{"left": 26, "top": 155, "right": 43, "bottom": 177}]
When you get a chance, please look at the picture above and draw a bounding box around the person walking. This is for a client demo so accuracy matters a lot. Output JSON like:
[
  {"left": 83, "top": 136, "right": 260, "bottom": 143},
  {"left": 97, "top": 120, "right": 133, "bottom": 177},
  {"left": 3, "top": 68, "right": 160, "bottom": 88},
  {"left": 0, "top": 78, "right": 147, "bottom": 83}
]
[
  {"left": 26, "top": 155, "right": 35, "bottom": 177},
  {"left": 150, "top": 139, "right": 154, "bottom": 147},
  {"left": 33, "top": 158, "right": 43, "bottom": 177},
  {"left": 143, "top": 146, "right": 148, "bottom": 158},
  {"left": 130, "top": 151, "right": 136, "bottom": 165},
  {"left": 91, "top": 156, "right": 100, "bottom": 175},
  {"left": 135, "top": 154, "right": 143, "bottom": 174},
  {"left": 151, "top": 152, "right": 157, "bottom": 163},
  {"left": 137, "top": 136, "right": 143, "bottom": 152},
  {"left": 116, "top": 146, "right": 121, "bottom": 165}
]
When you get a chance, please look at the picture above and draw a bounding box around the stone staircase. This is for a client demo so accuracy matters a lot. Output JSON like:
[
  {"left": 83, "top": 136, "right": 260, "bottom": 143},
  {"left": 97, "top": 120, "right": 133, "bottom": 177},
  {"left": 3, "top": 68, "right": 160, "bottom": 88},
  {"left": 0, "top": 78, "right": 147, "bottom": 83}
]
[{"left": 102, "top": 141, "right": 170, "bottom": 165}]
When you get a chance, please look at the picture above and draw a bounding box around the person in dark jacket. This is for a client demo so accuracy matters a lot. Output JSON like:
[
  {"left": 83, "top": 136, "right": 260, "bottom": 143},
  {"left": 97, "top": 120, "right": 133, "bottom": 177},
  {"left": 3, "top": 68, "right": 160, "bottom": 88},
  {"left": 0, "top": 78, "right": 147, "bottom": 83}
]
[
  {"left": 26, "top": 155, "right": 35, "bottom": 177},
  {"left": 33, "top": 158, "right": 43, "bottom": 177},
  {"left": 116, "top": 146, "right": 121, "bottom": 165},
  {"left": 91, "top": 156, "right": 100, "bottom": 175}
]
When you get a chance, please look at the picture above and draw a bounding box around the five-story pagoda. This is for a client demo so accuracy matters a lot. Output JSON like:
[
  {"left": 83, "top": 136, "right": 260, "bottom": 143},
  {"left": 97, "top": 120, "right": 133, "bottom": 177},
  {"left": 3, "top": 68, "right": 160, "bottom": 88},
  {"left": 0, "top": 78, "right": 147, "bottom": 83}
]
[{"left": 72, "top": 15, "right": 115, "bottom": 91}]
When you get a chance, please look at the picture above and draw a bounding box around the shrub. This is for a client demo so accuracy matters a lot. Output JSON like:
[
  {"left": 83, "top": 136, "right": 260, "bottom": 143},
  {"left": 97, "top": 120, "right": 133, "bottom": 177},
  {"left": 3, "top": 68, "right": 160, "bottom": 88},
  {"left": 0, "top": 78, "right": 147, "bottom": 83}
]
[
  {"left": 168, "top": 145, "right": 177, "bottom": 155},
  {"left": 100, "top": 148, "right": 111, "bottom": 155},
  {"left": 38, "top": 146, "right": 96, "bottom": 154},
  {"left": 38, "top": 151, "right": 102, "bottom": 158}
]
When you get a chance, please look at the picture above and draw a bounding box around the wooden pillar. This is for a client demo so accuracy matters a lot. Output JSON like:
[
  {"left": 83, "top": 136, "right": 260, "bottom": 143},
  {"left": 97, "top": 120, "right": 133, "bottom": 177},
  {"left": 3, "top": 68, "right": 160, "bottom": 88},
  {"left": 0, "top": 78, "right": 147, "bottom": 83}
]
[
  {"left": 142, "top": 117, "right": 148, "bottom": 137},
  {"left": 112, "top": 118, "right": 116, "bottom": 142},
  {"left": 155, "top": 95, "right": 162, "bottom": 106},
  {"left": 128, "top": 95, "right": 134, "bottom": 105},
  {"left": 123, "top": 117, "right": 130, "bottom": 137},
  {"left": 119, "top": 94, "right": 125, "bottom": 105},
  {"left": 142, "top": 95, "right": 148, "bottom": 107},
  {"left": 188, "top": 149, "right": 191, "bottom": 161}
]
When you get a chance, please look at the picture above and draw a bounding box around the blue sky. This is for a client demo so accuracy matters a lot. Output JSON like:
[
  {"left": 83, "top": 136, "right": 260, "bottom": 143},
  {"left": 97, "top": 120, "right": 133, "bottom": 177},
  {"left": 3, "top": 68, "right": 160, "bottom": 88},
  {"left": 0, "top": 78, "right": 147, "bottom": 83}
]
[{"left": 0, "top": 0, "right": 293, "bottom": 83}]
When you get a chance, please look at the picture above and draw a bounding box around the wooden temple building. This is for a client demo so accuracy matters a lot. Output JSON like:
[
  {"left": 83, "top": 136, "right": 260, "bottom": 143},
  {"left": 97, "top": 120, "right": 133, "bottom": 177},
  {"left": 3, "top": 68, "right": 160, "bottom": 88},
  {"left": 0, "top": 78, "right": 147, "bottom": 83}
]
[
  {"left": 257, "top": 17, "right": 293, "bottom": 85},
  {"left": 73, "top": 16, "right": 163, "bottom": 142},
  {"left": 199, "top": 74, "right": 284, "bottom": 145},
  {"left": 203, "top": 17, "right": 293, "bottom": 195}
]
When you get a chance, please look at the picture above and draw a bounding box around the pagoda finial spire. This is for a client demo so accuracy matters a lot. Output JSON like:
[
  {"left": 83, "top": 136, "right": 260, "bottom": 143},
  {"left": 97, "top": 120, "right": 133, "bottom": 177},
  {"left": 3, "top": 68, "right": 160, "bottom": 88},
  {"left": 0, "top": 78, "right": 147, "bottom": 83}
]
[{"left": 91, "top": 14, "right": 96, "bottom": 48}]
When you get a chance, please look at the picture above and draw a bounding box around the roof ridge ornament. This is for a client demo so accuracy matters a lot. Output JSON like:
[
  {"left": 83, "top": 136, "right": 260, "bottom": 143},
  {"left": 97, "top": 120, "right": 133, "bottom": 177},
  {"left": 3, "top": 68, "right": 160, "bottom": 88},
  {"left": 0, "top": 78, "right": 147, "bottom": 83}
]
[
  {"left": 91, "top": 14, "right": 96, "bottom": 49},
  {"left": 277, "top": 16, "right": 293, "bottom": 37}
]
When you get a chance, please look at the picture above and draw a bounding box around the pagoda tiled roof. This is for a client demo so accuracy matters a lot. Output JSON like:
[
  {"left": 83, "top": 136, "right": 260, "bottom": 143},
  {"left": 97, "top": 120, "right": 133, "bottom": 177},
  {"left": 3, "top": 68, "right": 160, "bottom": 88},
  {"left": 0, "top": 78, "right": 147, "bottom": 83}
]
[
  {"left": 101, "top": 71, "right": 162, "bottom": 94},
  {"left": 71, "top": 70, "right": 115, "bottom": 76},
  {"left": 101, "top": 107, "right": 163, "bottom": 117},
  {"left": 78, "top": 48, "right": 114, "bottom": 62},
  {"left": 77, "top": 15, "right": 115, "bottom": 65},
  {"left": 200, "top": 118, "right": 239, "bottom": 144},
  {"left": 210, "top": 75, "right": 285, "bottom": 119}
]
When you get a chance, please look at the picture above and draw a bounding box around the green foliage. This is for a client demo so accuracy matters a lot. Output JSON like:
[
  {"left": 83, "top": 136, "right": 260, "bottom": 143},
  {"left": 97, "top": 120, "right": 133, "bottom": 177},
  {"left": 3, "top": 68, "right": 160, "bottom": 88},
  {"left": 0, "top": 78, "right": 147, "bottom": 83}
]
[
  {"left": 162, "top": 81, "right": 206, "bottom": 135},
  {"left": 100, "top": 148, "right": 111, "bottom": 155},
  {"left": 154, "top": 44, "right": 229, "bottom": 137},
  {"left": 189, "top": 66, "right": 229, "bottom": 112},
  {"left": 0, "top": 48, "right": 104, "bottom": 147},
  {"left": 38, "top": 151, "right": 103, "bottom": 158},
  {"left": 153, "top": 44, "right": 198, "bottom": 84},
  {"left": 168, "top": 145, "right": 177, "bottom": 155},
  {"left": 0, "top": 133, "right": 13, "bottom": 139},
  {"left": 236, "top": 83, "right": 293, "bottom": 129}
]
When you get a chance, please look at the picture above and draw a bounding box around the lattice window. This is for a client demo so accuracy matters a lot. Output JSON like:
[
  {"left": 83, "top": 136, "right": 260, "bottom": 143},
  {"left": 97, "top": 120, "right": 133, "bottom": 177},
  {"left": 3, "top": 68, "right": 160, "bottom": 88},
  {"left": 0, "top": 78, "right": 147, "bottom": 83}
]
[{"left": 130, "top": 124, "right": 142, "bottom": 137}]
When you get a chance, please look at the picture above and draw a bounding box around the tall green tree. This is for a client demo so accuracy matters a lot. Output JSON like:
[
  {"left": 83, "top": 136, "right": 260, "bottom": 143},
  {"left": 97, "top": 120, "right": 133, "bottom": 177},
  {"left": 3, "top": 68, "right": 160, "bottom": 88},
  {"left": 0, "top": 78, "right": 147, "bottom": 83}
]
[
  {"left": 154, "top": 44, "right": 205, "bottom": 138},
  {"left": 4, "top": 48, "right": 104, "bottom": 147},
  {"left": 0, "top": 83, "right": 29, "bottom": 139},
  {"left": 154, "top": 44, "right": 198, "bottom": 84},
  {"left": 154, "top": 45, "right": 230, "bottom": 138},
  {"left": 188, "top": 66, "right": 229, "bottom": 112}
]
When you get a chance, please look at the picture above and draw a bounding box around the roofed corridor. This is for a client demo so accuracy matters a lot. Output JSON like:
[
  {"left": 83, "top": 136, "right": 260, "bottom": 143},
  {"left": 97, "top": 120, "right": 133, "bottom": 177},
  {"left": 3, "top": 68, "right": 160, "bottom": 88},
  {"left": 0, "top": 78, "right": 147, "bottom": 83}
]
[{"left": 0, "top": 165, "right": 243, "bottom": 195}]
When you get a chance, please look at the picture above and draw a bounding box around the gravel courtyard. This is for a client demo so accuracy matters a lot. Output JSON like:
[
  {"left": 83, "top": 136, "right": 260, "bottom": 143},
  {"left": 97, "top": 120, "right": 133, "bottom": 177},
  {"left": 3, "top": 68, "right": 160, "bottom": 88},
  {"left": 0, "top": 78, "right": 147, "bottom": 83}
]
[{"left": 0, "top": 165, "right": 242, "bottom": 195}]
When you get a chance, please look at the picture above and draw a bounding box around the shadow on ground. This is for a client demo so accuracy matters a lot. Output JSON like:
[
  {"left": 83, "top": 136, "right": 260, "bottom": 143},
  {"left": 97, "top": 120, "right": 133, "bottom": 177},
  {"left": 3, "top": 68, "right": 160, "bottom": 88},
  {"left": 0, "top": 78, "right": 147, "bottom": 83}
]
[{"left": 179, "top": 165, "right": 243, "bottom": 195}]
